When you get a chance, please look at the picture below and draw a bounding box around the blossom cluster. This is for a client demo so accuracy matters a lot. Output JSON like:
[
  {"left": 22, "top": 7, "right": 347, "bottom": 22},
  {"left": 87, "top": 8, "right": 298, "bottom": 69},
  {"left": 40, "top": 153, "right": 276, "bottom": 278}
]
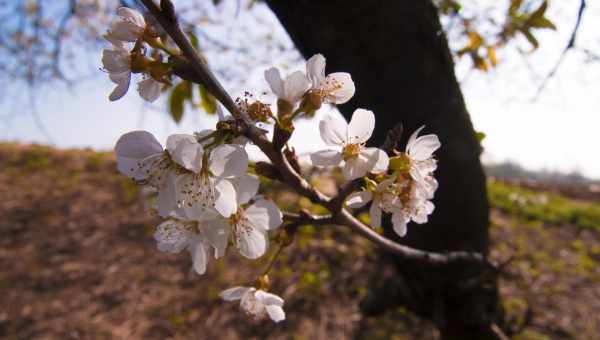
[
  {"left": 109, "top": 5, "right": 440, "bottom": 325},
  {"left": 101, "top": 7, "right": 169, "bottom": 102}
]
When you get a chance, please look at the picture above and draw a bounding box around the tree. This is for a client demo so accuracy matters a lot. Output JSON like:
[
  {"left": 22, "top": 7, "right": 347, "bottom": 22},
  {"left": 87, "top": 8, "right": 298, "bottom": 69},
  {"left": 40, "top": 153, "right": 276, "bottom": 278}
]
[{"left": 265, "top": 1, "right": 499, "bottom": 339}]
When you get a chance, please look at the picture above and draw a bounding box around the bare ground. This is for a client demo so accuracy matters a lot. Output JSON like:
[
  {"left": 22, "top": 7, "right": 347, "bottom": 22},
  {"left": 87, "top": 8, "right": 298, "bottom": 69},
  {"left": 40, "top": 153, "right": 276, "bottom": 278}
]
[{"left": 0, "top": 144, "right": 598, "bottom": 339}]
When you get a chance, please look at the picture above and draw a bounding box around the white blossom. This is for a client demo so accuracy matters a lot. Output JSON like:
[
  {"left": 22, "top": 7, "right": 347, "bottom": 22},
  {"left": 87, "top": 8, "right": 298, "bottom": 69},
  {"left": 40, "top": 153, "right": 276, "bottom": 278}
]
[
  {"left": 205, "top": 178, "right": 282, "bottom": 259},
  {"left": 306, "top": 54, "right": 355, "bottom": 105},
  {"left": 311, "top": 109, "right": 389, "bottom": 180},
  {"left": 115, "top": 130, "right": 182, "bottom": 216},
  {"left": 174, "top": 143, "right": 250, "bottom": 221},
  {"left": 264, "top": 67, "right": 310, "bottom": 105},
  {"left": 107, "top": 7, "right": 146, "bottom": 43},
  {"left": 220, "top": 287, "right": 285, "bottom": 323},
  {"left": 346, "top": 178, "right": 402, "bottom": 228},
  {"left": 154, "top": 219, "right": 215, "bottom": 275},
  {"left": 101, "top": 45, "right": 131, "bottom": 101}
]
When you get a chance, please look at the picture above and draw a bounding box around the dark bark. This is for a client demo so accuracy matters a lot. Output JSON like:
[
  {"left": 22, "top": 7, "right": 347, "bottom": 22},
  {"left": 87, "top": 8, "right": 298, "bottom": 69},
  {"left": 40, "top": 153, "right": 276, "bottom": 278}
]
[{"left": 265, "top": 1, "right": 504, "bottom": 339}]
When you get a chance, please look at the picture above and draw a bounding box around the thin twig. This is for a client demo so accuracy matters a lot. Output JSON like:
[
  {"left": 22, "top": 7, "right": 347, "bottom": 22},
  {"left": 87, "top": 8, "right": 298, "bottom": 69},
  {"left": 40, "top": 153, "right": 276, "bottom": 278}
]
[{"left": 533, "top": 0, "right": 586, "bottom": 99}]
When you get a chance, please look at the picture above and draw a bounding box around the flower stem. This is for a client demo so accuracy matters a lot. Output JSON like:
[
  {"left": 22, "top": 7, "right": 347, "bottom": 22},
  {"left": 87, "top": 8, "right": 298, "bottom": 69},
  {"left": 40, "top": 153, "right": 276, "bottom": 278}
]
[{"left": 262, "top": 243, "right": 284, "bottom": 276}]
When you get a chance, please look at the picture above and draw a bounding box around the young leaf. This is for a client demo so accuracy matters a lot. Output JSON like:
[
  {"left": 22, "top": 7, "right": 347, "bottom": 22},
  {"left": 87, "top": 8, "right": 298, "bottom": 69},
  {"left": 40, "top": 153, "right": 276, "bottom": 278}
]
[
  {"left": 199, "top": 84, "right": 217, "bottom": 114},
  {"left": 169, "top": 81, "right": 191, "bottom": 123}
]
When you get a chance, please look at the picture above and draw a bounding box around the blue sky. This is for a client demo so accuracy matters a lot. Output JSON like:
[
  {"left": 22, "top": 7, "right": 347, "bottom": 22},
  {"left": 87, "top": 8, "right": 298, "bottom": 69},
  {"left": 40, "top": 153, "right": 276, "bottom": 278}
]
[{"left": 0, "top": 0, "right": 598, "bottom": 178}]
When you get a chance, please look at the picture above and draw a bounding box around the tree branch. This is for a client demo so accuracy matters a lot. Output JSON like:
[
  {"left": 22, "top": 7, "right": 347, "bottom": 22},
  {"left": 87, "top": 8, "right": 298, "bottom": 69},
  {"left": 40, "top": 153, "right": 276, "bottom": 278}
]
[
  {"left": 140, "top": 0, "right": 496, "bottom": 271},
  {"left": 533, "top": 0, "right": 586, "bottom": 99}
]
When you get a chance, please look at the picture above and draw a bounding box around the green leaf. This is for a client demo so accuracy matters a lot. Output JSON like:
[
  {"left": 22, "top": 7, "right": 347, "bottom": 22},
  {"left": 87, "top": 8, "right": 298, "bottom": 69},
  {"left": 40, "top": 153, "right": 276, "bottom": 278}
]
[
  {"left": 530, "top": 0, "right": 548, "bottom": 20},
  {"left": 169, "top": 81, "right": 190, "bottom": 123},
  {"left": 199, "top": 84, "right": 218, "bottom": 114}
]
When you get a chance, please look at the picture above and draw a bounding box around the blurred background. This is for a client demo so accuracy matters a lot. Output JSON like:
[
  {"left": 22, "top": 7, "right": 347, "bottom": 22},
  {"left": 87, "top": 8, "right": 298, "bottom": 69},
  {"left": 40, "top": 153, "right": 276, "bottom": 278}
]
[{"left": 0, "top": 0, "right": 599, "bottom": 339}]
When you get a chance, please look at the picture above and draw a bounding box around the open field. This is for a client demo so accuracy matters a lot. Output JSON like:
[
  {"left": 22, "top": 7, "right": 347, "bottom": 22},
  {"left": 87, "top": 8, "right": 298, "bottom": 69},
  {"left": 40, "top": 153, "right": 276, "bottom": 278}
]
[{"left": 1, "top": 143, "right": 599, "bottom": 339}]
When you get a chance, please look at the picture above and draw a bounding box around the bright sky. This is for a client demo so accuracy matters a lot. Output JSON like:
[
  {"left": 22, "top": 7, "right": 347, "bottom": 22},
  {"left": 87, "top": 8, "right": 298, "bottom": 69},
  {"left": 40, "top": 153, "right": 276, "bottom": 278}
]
[{"left": 0, "top": 0, "right": 598, "bottom": 178}]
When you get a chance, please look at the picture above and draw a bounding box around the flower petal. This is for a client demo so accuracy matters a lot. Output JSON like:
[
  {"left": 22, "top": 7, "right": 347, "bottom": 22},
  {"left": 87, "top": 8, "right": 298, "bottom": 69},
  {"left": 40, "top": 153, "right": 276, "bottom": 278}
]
[
  {"left": 392, "top": 212, "right": 408, "bottom": 237},
  {"left": 137, "top": 78, "right": 161, "bottom": 103},
  {"left": 188, "top": 236, "right": 208, "bottom": 275},
  {"left": 209, "top": 144, "right": 248, "bottom": 178},
  {"left": 363, "top": 147, "right": 389, "bottom": 174},
  {"left": 264, "top": 67, "right": 284, "bottom": 99},
  {"left": 347, "top": 109, "right": 375, "bottom": 144},
  {"left": 255, "top": 290, "right": 284, "bottom": 306},
  {"left": 166, "top": 134, "right": 196, "bottom": 155},
  {"left": 171, "top": 139, "right": 204, "bottom": 173},
  {"left": 115, "top": 130, "right": 163, "bottom": 179},
  {"left": 156, "top": 172, "right": 177, "bottom": 217},
  {"left": 102, "top": 49, "right": 129, "bottom": 73},
  {"left": 108, "top": 72, "right": 131, "bottom": 101},
  {"left": 214, "top": 179, "right": 237, "bottom": 218},
  {"left": 220, "top": 286, "right": 252, "bottom": 301},
  {"left": 369, "top": 202, "right": 382, "bottom": 228},
  {"left": 306, "top": 54, "right": 326, "bottom": 88},
  {"left": 245, "top": 199, "right": 283, "bottom": 231},
  {"left": 228, "top": 174, "right": 259, "bottom": 206},
  {"left": 342, "top": 154, "right": 371, "bottom": 181},
  {"left": 117, "top": 7, "right": 145, "bottom": 27},
  {"left": 310, "top": 149, "right": 343, "bottom": 167},
  {"left": 236, "top": 226, "right": 268, "bottom": 259},
  {"left": 346, "top": 191, "right": 373, "bottom": 208},
  {"left": 204, "top": 218, "right": 230, "bottom": 258},
  {"left": 265, "top": 305, "right": 286, "bottom": 323},
  {"left": 154, "top": 219, "right": 192, "bottom": 253},
  {"left": 406, "top": 126, "right": 441, "bottom": 161},
  {"left": 323, "top": 72, "right": 355, "bottom": 104},
  {"left": 319, "top": 115, "right": 347, "bottom": 146},
  {"left": 283, "top": 71, "right": 310, "bottom": 103}
]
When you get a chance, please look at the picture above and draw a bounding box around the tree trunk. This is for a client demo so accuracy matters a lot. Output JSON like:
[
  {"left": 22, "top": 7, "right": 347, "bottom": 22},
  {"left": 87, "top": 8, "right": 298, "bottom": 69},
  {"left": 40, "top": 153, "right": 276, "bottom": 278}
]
[{"left": 265, "top": 1, "right": 504, "bottom": 338}]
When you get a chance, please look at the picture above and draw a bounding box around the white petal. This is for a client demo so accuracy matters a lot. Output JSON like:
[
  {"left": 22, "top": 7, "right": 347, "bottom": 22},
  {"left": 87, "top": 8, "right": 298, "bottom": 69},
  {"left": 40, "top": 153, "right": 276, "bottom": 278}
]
[
  {"left": 363, "top": 147, "right": 389, "bottom": 174},
  {"left": 228, "top": 174, "right": 259, "bottom": 206},
  {"left": 369, "top": 203, "right": 382, "bottom": 228},
  {"left": 283, "top": 71, "right": 310, "bottom": 103},
  {"left": 319, "top": 115, "right": 348, "bottom": 146},
  {"left": 137, "top": 78, "right": 161, "bottom": 103},
  {"left": 347, "top": 109, "right": 375, "bottom": 144},
  {"left": 406, "top": 126, "right": 441, "bottom": 161},
  {"left": 115, "top": 130, "right": 163, "bottom": 179},
  {"left": 189, "top": 236, "right": 208, "bottom": 275},
  {"left": 264, "top": 67, "right": 284, "bottom": 99},
  {"left": 236, "top": 225, "right": 268, "bottom": 259},
  {"left": 265, "top": 305, "right": 286, "bottom": 323},
  {"left": 346, "top": 191, "right": 373, "bottom": 208},
  {"left": 209, "top": 144, "right": 248, "bottom": 178},
  {"left": 154, "top": 219, "right": 192, "bottom": 253},
  {"left": 171, "top": 139, "right": 204, "bottom": 173},
  {"left": 255, "top": 290, "right": 284, "bottom": 306},
  {"left": 306, "top": 54, "right": 326, "bottom": 88},
  {"left": 102, "top": 49, "right": 129, "bottom": 73},
  {"left": 342, "top": 153, "right": 371, "bottom": 180},
  {"left": 413, "top": 200, "right": 435, "bottom": 224},
  {"left": 214, "top": 179, "right": 237, "bottom": 218},
  {"left": 323, "top": 72, "right": 355, "bottom": 104},
  {"left": 117, "top": 7, "right": 145, "bottom": 28},
  {"left": 220, "top": 286, "right": 251, "bottom": 301},
  {"left": 166, "top": 134, "right": 195, "bottom": 154},
  {"left": 115, "top": 130, "right": 163, "bottom": 161},
  {"left": 204, "top": 218, "right": 230, "bottom": 258},
  {"left": 157, "top": 172, "right": 177, "bottom": 217},
  {"left": 245, "top": 199, "right": 283, "bottom": 231},
  {"left": 108, "top": 72, "right": 131, "bottom": 101},
  {"left": 392, "top": 212, "right": 408, "bottom": 237},
  {"left": 310, "top": 149, "right": 342, "bottom": 167}
]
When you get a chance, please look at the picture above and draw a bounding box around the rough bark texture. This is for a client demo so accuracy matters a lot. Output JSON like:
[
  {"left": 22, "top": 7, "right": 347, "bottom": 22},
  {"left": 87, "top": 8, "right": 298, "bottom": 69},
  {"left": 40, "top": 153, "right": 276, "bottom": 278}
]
[{"left": 265, "top": 1, "right": 503, "bottom": 339}]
